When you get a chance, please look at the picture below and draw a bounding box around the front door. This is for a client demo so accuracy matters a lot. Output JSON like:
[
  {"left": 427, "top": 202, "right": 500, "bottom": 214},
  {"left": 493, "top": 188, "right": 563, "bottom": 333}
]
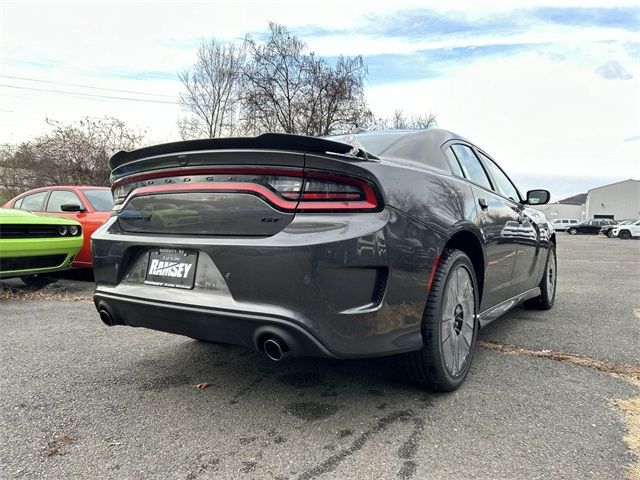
[{"left": 447, "top": 144, "right": 519, "bottom": 311}]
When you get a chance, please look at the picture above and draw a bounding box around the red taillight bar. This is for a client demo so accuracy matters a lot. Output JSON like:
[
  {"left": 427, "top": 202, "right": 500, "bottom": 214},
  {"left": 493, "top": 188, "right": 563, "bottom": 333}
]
[{"left": 115, "top": 167, "right": 381, "bottom": 213}]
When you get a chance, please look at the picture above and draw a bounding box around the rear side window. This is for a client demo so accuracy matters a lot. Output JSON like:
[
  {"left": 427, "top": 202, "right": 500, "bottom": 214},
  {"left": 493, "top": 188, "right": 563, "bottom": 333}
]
[
  {"left": 444, "top": 148, "right": 464, "bottom": 177},
  {"left": 478, "top": 153, "right": 521, "bottom": 202},
  {"left": 451, "top": 145, "right": 492, "bottom": 190},
  {"left": 20, "top": 191, "right": 47, "bottom": 211},
  {"left": 47, "top": 190, "right": 83, "bottom": 212}
]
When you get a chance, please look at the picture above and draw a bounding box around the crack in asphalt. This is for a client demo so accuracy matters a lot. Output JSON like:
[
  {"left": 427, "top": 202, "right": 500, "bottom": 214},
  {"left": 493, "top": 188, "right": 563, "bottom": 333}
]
[
  {"left": 297, "top": 409, "right": 414, "bottom": 480},
  {"left": 478, "top": 341, "right": 640, "bottom": 384},
  {"left": 397, "top": 417, "right": 426, "bottom": 479},
  {"left": 479, "top": 340, "right": 640, "bottom": 480}
]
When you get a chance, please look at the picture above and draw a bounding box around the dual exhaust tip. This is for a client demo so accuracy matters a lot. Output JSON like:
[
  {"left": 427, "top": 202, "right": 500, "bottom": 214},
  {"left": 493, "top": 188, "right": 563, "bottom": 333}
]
[{"left": 262, "top": 337, "right": 290, "bottom": 362}]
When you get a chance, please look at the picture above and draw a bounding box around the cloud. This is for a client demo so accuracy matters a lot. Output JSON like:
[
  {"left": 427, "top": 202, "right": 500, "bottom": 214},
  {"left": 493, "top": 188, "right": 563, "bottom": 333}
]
[
  {"left": 594, "top": 60, "right": 634, "bottom": 79},
  {"left": 531, "top": 6, "right": 640, "bottom": 30}
]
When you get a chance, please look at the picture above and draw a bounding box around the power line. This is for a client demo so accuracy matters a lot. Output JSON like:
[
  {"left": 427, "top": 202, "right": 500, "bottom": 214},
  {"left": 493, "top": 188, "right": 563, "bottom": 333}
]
[
  {"left": 0, "top": 84, "right": 180, "bottom": 105},
  {"left": 0, "top": 74, "right": 177, "bottom": 99}
]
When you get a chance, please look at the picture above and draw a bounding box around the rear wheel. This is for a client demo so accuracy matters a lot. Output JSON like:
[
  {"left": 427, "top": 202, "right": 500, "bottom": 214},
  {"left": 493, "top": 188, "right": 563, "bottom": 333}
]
[
  {"left": 525, "top": 242, "right": 556, "bottom": 310},
  {"left": 401, "top": 249, "right": 479, "bottom": 392},
  {"left": 606, "top": 231, "right": 614, "bottom": 238},
  {"left": 568, "top": 228, "right": 577, "bottom": 235},
  {"left": 619, "top": 230, "right": 631, "bottom": 240}
]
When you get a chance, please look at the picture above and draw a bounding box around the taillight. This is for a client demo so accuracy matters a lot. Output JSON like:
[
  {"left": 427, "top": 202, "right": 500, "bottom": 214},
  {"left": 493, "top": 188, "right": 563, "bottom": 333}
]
[
  {"left": 297, "top": 173, "right": 379, "bottom": 211},
  {"left": 111, "top": 168, "right": 381, "bottom": 213}
]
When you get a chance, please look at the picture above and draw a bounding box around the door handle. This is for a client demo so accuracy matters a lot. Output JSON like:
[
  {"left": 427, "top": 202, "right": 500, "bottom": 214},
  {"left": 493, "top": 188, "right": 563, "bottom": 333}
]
[{"left": 478, "top": 198, "right": 489, "bottom": 210}]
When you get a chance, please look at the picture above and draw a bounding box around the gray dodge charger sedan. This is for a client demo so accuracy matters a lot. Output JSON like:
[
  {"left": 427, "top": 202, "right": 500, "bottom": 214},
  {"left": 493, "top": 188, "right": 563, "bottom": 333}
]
[{"left": 92, "top": 129, "right": 556, "bottom": 391}]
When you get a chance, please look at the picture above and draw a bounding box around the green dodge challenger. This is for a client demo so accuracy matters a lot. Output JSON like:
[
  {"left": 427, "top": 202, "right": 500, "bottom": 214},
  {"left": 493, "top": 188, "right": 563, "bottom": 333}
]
[{"left": 0, "top": 208, "right": 83, "bottom": 283}]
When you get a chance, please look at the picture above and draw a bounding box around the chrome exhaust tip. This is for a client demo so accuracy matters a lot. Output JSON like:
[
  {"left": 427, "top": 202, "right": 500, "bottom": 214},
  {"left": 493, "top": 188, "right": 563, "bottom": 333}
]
[{"left": 263, "top": 337, "right": 290, "bottom": 361}]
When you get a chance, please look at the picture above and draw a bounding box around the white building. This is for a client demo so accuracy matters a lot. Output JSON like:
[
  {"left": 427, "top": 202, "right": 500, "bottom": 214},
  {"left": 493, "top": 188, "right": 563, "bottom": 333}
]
[
  {"left": 584, "top": 179, "right": 640, "bottom": 220},
  {"left": 536, "top": 193, "right": 586, "bottom": 220},
  {"left": 536, "top": 203, "right": 583, "bottom": 220}
]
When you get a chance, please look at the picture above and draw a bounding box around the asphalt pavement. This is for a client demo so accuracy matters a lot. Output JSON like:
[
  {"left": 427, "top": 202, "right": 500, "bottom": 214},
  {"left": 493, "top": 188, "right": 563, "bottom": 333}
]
[{"left": 1, "top": 233, "right": 638, "bottom": 479}]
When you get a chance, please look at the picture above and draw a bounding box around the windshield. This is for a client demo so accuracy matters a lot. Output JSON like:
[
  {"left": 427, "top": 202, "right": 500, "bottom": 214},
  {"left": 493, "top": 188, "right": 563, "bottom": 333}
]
[{"left": 82, "top": 189, "right": 114, "bottom": 211}]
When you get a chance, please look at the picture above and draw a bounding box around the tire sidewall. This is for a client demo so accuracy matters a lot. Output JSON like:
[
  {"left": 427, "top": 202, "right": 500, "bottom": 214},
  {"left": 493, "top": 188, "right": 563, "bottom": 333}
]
[
  {"left": 542, "top": 244, "right": 557, "bottom": 307},
  {"left": 428, "top": 251, "right": 479, "bottom": 388}
]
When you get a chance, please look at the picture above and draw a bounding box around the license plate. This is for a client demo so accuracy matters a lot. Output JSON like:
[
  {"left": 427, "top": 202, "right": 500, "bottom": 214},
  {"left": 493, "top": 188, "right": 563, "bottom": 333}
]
[{"left": 144, "top": 249, "right": 198, "bottom": 289}]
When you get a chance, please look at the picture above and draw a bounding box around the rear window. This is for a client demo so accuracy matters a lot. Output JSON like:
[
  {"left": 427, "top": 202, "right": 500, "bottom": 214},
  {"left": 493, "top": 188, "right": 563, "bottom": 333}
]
[
  {"left": 329, "top": 132, "right": 407, "bottom": 156},
  {"left": 82, "top": 189, "right": 114, "bottom": 212}
]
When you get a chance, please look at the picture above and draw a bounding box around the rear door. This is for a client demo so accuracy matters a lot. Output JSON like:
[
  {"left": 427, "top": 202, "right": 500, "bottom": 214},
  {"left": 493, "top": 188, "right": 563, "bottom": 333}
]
[{"left": 446, "top": 143, "right": 519, "bottom": 310}]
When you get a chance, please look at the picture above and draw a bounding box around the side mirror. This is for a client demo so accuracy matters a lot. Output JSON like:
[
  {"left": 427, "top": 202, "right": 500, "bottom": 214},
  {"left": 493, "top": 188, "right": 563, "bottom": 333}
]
[
  {"left": 60, "top": 203, "right": 86, "bottom": 212},
  {"left": 525, "top": 189, "right": 550, "bottom": 205}
]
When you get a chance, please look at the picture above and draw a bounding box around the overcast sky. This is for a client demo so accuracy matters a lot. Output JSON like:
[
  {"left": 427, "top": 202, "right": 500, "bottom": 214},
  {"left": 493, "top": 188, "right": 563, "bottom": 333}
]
[{"left": 0, "top": 0, "right": 638, "bottom": 197}]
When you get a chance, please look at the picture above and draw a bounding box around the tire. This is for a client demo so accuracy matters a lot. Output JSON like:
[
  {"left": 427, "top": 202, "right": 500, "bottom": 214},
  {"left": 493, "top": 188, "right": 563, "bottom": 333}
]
[
  {"left": 606, "top": 231, "right": 614, "bottom": 238},
  {"left": 401, "top": 249, "right": 479, "bottom": 392},
  {"left": 568, "top": 228, "right": 577, "bottom": 235},
  {"left": 20, "top": 274, "right": 57, "bottom": 289},
  {"left": 524, "top": 242, "right": 556, "bottom": 310},
  {"left": 619, "top": 230, "right": 631, "bottom": 240}
]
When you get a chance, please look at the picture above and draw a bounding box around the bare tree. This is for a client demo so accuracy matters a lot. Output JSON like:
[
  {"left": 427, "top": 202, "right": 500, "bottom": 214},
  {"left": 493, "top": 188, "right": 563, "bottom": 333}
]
[
  {"left": 241, "top": 22, "right": 371, "bottom": 136},
  {"left": 176, "top": 23, "right": 434, "bottom": 139},
  {"left": 178, "top": 40, "right": 246, "bottom": 139},
  {"left": 0, "top": 117, "right": 144, "bottom": 200},
  {"left": 368, "top": 109, "right": 437, "bottom": 130},
  {"left": 303, "top": 55, "right": 372, "bottom": 136}
]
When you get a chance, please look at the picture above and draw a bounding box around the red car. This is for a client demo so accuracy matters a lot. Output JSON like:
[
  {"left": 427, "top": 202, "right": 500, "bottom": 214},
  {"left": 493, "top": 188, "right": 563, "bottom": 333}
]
[{"left": 3, "top": 186, "right": 113, "bottom": 268}]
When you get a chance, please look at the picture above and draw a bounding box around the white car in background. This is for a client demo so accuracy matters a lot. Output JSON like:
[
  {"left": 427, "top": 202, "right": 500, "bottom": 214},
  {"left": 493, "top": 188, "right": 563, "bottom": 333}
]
[
  {"left": 610, "top": 220, "right": 640, "bottom": 239},
  {"left": 550, "top": 218, "right": 579, "bottom": 231}
]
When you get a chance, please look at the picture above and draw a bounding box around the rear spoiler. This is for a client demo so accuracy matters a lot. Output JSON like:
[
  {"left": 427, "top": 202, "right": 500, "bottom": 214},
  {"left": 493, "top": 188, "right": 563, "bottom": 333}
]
[{"left": 109, "top": 133, "right": 377, "bottom": 170}]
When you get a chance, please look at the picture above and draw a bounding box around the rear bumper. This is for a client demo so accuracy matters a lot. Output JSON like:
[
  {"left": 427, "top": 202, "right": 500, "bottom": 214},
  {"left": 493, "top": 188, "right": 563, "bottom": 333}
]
[
  {"left": 92, "top": 208, "right": 442, "bottom": 358},
  {"left": 94, "top": 292, "right": 335, "bottom": 358}
]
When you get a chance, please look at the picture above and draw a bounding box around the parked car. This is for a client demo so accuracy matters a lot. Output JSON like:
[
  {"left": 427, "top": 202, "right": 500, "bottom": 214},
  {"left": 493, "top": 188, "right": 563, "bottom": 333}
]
[
  {"left": 610, "top": 220, "right": 640, "bottom": 239},
  {"left": 92, "top": 130, "right": 555, "bottom": 392},
  {"left": 550, "top": 218, "right": 579, "bottom": 231},
  {"left": 0, "top": 208, "right": 83, "bottom": 286},
  {"left": 3, "top": 186, "right": 113, "bottom": 268},
  {"left": 600, "top": 219, "right": 636, "bottom": 237},
  {"left": 566, "top": 218, "right": 616, "bottom": 235}
]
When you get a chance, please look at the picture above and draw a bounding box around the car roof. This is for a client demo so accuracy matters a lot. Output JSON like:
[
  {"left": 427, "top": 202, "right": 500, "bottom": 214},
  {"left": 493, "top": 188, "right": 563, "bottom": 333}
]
[
  {"left": 14, "top": 186, "right": 110, "bottom": 197},
  {"left": 327, "top": 128, "right": 472, "bottom": 170}
]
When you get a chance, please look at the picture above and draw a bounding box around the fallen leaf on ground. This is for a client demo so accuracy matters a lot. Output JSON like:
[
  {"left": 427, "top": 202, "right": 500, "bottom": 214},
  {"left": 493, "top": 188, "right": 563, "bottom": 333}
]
[
  {"left": 46, "top": 433, "right": 74, "bottom": 457},
  {"left": 195, "top": 382, "right": 209, "bottom": 390}
]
